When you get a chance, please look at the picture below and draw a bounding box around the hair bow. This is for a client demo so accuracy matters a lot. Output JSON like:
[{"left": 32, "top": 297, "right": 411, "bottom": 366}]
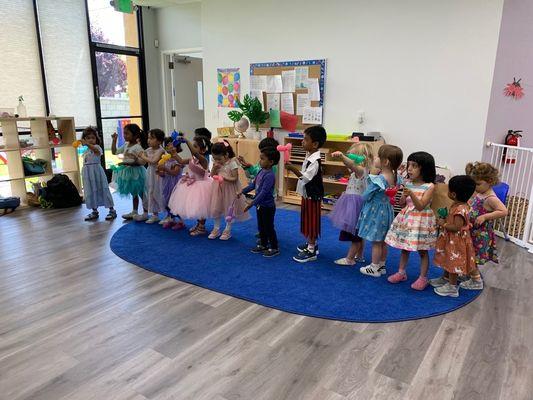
[
  {"left": 212, "top": 175, "right": 224, "bottom": 183},
  {"left": 217, "top": 139, "right": 230, "bottom": 147}
]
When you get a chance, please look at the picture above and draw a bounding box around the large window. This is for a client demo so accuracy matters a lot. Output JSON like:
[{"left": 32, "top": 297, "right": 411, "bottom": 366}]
[{"left": 87, "top": 0, "right": 148, "bottom": 167}]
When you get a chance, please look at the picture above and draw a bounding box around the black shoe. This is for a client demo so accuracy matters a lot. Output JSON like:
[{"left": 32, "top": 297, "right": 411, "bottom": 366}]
[
  {"left": 296, "top": 243, "right": 319, "bottom": 255},
  {"left": 263, "top": 248, "right": 280, "bottom": 258},
  {"left": 84, "top": 211, "right": 99, "bottom": 221},
  {"left": 293, "top": 248, "right": 318, "bottom": 263},
  {"left": 251, "top": 245, "right": 268, "bottom": 254}
]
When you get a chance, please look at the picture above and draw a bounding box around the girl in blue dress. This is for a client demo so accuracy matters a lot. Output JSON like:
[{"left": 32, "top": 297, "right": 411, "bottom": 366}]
[
  {"left": 81, "top": 127, "right": 116, "bottom": 221},
  {"left": 357, "top": 144, "right": 403, "bottom": 277}
]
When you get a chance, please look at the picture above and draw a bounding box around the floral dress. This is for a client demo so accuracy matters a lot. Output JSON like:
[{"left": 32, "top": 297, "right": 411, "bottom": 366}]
[
  {"left": 469, "top": 194, "right": 498, "bottom": 265},
  {"left": 433, "top": 203, "right": 476, "bottom": 275},
  {"left": 385, "top": 182, "right": 437, "bottom": 251}
]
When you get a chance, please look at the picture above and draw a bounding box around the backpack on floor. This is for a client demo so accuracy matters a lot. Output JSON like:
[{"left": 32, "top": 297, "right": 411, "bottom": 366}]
[
  {"left": 0, "top": 196, "right": 20, "bottom": 216},
  {"left": 41, "top": 174, "right": 82, "bottom": 208}
]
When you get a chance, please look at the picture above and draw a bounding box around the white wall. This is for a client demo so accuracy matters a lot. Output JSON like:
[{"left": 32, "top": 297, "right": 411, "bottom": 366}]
[
  {"left": 156, "top": 2, "right": 201, "bottom": 52},
  {"left": 142, "top": 7, "right": 164, "bottom": 130},
  {"left": 200, "top": 0, "right": 504, "bottom": 174}
]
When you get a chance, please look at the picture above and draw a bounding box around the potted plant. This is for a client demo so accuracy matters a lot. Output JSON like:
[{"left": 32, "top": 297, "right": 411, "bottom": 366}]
[{"left": 228, "top": 94, "right": 269, "bottom": 139}]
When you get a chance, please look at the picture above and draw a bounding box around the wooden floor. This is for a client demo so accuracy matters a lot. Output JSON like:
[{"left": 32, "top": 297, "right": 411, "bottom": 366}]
[{"left": 1, "top": 197, "right": 533, "bottom": 400}]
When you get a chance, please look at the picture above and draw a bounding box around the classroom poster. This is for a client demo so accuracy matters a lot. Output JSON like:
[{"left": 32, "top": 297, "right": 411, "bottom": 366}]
[{"left": 217, "top": 68, "right": 241, "bottom": 107}]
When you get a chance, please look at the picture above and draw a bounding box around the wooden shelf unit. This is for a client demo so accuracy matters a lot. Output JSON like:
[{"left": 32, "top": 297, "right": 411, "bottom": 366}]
[
  {"left": 280, "top": 136, "right": 384, "bottom": 210},
  {"left": 0, "top": 117, "right": 81, "bottom": 205}
]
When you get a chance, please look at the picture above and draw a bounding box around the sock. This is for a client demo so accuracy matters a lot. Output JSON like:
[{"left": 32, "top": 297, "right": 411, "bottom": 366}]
[
  {"left": 307, "top": 243, "right": 316, "bottom": 252},
  {"left": 213, "top": 218, "right": 221, "bottom": 231},
  {"left": 379, "top": 261, "right": 386, "bottom": 267},
  {"left": 471, "top": 273, "right": 482, "bottom": 282}
]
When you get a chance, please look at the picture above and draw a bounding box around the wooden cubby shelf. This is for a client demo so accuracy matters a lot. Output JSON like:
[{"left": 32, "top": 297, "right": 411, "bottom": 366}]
[
  {"left": 280, "top": 136, "right": 384, "bottom": 211},
  {"left": 0, "top": 117, "right": 81, "bottom": 205}
]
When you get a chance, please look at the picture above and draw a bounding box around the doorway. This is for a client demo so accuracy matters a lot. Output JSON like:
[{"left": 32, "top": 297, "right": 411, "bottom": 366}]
[{"left": 163, "top": 51, "right": 204, "bottom": 137}]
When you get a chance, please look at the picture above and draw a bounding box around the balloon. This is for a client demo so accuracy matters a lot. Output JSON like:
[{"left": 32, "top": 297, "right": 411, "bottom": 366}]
[
  {"left": 228, "top": 83, "right": 234, "bottom": 92},
  {"left": 218, "top": 94, "right": 223, "bottom": 104},
  {"left": 234, "top": 82, "right": 240, "bottom": 92},
  {"left": 228, "top": 94, "right": 234, "bottom": 103},
  {"left": 222, "top": 75, "right": 229, "bottom": 85},
  {"left": 222, "top": 86, "right": 229, "bottom": 95},
  {"left": 217, "top": 73, "right": 222, "bottom": 83},
  {"left": 234, "top": 72, "right": 240, "bottom": 81}
]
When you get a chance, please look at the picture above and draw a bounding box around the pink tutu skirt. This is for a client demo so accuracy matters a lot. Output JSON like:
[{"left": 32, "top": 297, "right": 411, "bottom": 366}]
[
  {"left": 210, "top": 180, "right": 249, "bottom": 221},
  {"left": 168, "top": 178, "right": 213, "bottom": 219},
  {"left": 328, "top": 193, "right": 364, "bottom": 235}
]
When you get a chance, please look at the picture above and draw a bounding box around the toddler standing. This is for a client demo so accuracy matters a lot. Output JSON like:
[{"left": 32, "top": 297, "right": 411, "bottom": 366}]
[
  {"left": 285, "top": 125, "right": 327, "bottom": 263},
  {"left": 328, "top": 142, "right": 374, "bottom": 265},
  {"left": 358, "top": 144, "right": 403, "bottom": 277},
  {"left": 209, "top": 140, "right": 249, "bottom": 240},
  {"left": 462, "top": 162, "right": 508, "bottom": 289},
  {"left": 430, "top": 175, "right": 477, "bottom": 297},
  {"left": 385, "top": 152, "right": 438, "bottom": 290},
  {"left": 137, "top": 129, "right": 166, "bottom": 223},
  {"left": 80, "top": 127, "right": 116, "bottom": 221}
]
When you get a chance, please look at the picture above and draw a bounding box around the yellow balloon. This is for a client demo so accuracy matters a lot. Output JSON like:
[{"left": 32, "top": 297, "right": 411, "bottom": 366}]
[
  {"left": 228, "top": 74, "right": 234, "bottom": 83},
  {"left": 223, "top": 98, "right": 229, "bottom": 106}
]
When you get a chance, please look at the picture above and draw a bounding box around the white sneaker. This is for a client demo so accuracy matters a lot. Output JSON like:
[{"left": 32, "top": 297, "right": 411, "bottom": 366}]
[
  {"left": 122, "top": 211, "right": 138, "bottom": 220},
  {"left": 145, "top": 215, "right": 160, "bottom": 224},
  {"left": 360, "top": 264, "right": 383, "bottom": 277},
  {"left": 133, "top": 212, "right": 149, "bottom": 222},
  {"left": 434, "top": 283, "right": 459, "bottom": 297},
  {"left": 334, "top": 258, "right": 355, "bottom": 266},
  {"left": 159, "top": 215, "right": 172, "bottom": 225},
  {"left": 459, "top": 279, "right": 484, "bottom": 290}
]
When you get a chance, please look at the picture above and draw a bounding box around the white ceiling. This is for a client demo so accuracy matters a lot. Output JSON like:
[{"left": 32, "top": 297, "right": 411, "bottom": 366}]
[{"left": 133, "top": 0, "right": 200, "bottom": 7}]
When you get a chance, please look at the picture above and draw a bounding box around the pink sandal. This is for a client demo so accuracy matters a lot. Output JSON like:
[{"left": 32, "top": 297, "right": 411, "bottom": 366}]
[
  {"left": 387, "top": 271, "right": 407, "bottom": 284},
  {"left": 411, "top": 276, "right": 429, "bottom": 291},
  {"left": 172, "top": 221, "right": 185, "bottom": 230}
]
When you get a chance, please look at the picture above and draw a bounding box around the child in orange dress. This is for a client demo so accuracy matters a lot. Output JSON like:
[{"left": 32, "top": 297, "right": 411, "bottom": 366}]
[{"left": 430, "top": 175, "right": 477, "bottom": 297}]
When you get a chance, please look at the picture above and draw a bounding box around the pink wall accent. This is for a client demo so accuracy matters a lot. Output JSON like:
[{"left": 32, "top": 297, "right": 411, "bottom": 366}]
[{"left": 484, "top": 0, "right": 533, "bottom": 159}]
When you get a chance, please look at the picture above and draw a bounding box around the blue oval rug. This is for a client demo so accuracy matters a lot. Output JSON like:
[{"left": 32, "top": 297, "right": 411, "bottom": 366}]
[{"left": 110, "top": 208, "right": 481, "bottom": 323}]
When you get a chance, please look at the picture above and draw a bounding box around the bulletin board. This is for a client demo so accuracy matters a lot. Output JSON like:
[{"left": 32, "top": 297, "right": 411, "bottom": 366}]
[{"left": 249, "top": 59, "right": 326, "bottom": 130}]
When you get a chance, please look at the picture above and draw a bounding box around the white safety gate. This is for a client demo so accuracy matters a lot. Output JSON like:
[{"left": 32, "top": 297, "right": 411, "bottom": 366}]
[{"left": 486, "top": 142, "right": 533, "bottom": 253}]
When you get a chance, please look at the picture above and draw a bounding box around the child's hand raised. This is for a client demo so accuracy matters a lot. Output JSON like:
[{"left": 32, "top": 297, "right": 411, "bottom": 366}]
[
  {"left": 237, "top": 156, "right": 251, "bottom": 168},
  {"left": 111, "top": 132, "right": 118, "bottom": 141}
]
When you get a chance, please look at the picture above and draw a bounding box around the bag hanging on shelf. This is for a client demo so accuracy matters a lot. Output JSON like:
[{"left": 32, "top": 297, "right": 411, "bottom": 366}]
[{"left": 22, "top": 157, "right": 47, "bottom": 176}]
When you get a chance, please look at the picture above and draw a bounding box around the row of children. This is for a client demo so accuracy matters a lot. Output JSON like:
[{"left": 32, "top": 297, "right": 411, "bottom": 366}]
[
  {"left": 80, "top": 123, "right": 508, "bottom": 297},
  {"left": 286, "top": 126, "right": 507, "bottom": 297},
  {"left": 79, "top": 123, "right": 282, "bottom": 255}
]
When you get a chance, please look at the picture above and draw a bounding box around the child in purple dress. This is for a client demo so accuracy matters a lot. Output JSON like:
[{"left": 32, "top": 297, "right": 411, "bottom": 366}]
[
  {"left": 328, "top": 142, "right": 374, "bottom": 265},
  {"left": 158, "top": 137, "right": 186, "bottom": 230}
]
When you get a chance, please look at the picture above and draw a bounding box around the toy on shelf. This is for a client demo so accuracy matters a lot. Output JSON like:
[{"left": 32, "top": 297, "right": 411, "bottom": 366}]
[
  {"left": 276, "top": 143, "right": 293, "bottom": 164},
  {"left": 72, "top": 140, "right": 82, "bottom": 148},
  {"left": 158, "top": 153, "right": 171, "bottom": 166}
]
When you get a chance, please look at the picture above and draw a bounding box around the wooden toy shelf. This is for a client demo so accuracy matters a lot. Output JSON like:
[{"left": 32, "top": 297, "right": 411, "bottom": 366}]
[
  {"left": 280, "top": 136, "right": 384, "bottom": 211},
  {"left": 0, "top": 117, "right": 81, "bottom": 205}
]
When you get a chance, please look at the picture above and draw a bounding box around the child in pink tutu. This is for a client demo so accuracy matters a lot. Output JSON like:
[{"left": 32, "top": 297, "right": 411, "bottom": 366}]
[
  {"left": 157, "top": 137, "right": 186, "bottom": 230},
  {"left": 328, "top": 142, "right": 374, "bottom": 265},
  {"left": 209, "top": 140, "right": 250, "bottom": 240},
  {"left": 168, "top": 136, "right": 213, "bottom": 235}
]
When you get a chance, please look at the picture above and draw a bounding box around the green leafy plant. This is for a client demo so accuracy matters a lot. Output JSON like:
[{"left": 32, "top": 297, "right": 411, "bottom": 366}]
[{"left": 229, "top": 94, "right": 269, "bottom": 131}]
